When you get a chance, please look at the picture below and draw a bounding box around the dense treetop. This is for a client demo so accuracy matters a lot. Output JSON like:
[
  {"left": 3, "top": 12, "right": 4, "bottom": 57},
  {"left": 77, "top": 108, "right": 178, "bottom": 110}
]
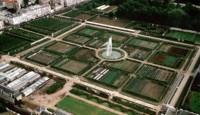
[{"left": 80, "top": 0, "right": 200, "bottom": 31}]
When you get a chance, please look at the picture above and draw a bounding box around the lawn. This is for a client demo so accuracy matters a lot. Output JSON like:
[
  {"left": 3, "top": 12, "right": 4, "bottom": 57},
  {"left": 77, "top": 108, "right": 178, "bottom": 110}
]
[
  {"left": 56, "top": 96, "right": 116, "bottom": 115},
  {"left": 187, "top": 91, "right": 200, "bottom": 114},
  {"left": 165, "top": 30, "right": 200, "bottom": 43}
]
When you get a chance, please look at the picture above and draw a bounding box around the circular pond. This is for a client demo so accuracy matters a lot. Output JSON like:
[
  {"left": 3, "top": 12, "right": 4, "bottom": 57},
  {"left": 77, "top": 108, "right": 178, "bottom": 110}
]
[{"left": 96, "top": 48, "right": 127, "bottom": 61}]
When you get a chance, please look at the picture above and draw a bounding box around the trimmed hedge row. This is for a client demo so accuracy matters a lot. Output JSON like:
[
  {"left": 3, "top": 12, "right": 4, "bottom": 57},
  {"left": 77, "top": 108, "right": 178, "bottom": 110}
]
[
  {"left": 46, "top": 81, "right": 66, "bottom": 94},
  {"left": 112, "top": 97, "right": 156, "bottom": 115}
]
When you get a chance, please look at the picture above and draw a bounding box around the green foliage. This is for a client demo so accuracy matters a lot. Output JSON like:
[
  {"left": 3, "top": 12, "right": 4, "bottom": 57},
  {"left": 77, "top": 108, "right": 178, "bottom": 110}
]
[
  {"left": 22, "top": 17, "right": 76, "bottom": 36},
  {"left": 176, "top": 0, "right": 200, "bottom": 5},
  {"left": 8, "top": 29, "right": 44, "bottom": 42},
  {"left": 56, "top": 96, "right": 116, "bottom": 115},
  {"left": 116, "top": 0, "right": 200, "bottom": 31},
  {"left": 0, "top": 33, "right": 31, "bottom": 55},
  {"left": 0, "top": 101, "right": 6, "bottom": 113},
  {"left": 70, "top": 88, "right": 139, "bottom": 115},
  {"left": 189, "top": 91, "right": 200, "bottom": 114},
  {"left": 46, "top": 81, "right": 65, "bottom": 94},
  {"left": 112, "top": 97, "right": 156, "bottom": 115}
]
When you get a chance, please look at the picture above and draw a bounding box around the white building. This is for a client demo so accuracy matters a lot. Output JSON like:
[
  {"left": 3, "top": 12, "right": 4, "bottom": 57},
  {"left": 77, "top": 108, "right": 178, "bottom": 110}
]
[
  {"left": 0, "top": 20, "right": 4, "bottom": 30},
  {"left": 64, "top": 0, "right": 87, "bottom": 7},
  {"left": 4, "top": 4, "right": 51, "bottom": 25},
  {"left": 51, "top": 0, "right": 64, "bottom": 11}
]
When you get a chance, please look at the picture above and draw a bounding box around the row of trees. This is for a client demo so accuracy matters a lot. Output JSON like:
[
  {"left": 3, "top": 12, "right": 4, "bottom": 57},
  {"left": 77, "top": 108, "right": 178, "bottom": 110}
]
[
  {"left": 115, "top": 0, "right": 200, "bottom": 31},
  {"left": 80, "top": 0, "right": 200, "bottom": 31},
  {"left": 176, "top": 0, "right": 200, "bottom": 5},
  {"left": 0, "top": 101, "right": 6, "bottom": 113}
]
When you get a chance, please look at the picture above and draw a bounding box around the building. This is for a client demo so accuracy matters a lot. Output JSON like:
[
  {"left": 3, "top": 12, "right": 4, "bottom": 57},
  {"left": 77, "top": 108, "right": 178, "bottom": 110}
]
[
  {"left": 0, "top": 84, "right": 22, "bottom": 103},
  {"left": 0, "top": 20, "right": 4, "bottom": 30},
  {"left": 0, "top": 62, "right": 49, "bottom": 103},
  {"left": 50, "top": 0, "right": 64, "bottom": 11},
  {"left": 0, "top": 73, "right": 7, "bottom": 83},
  {"left": 4, "top": 0, "right": 21, "bottom": 12},
  {"left": 3, "top": 4, "right": 51, "bottom": 25},
  {"left": 63, "top": 0, "right": 87, "bottom": 7}
]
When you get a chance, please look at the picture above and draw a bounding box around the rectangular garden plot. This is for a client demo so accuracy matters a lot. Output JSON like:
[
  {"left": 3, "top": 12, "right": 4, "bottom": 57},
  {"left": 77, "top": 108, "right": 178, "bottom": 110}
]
[
  {"left": 100, "top": 32, "right": 128, "bottom": 43},
  {"left": 123, "top": 45, "right": 151, "bottom": 60},
  {"left": 100, "top": 31, "right": 129, "bottom": 46},
  {"left": 45, "top": 42, "right": 76, "bottom": 54},
  {"left": 103, "top": 60, "right": 140, "bottom": 73},
  {"left": 126, "top": 37, "right": 159, "bottom": 50},
  {"left": 75, "top": 26, "right": 129, "bottom": 47},
  {"left": 22, "top": 17, "right": 77, "bottom": 36},
  {"left": 159, "top": 44, "right": 191, "bottom": 57},
  {"left": 8, "top": 28, "right": 44, "bottom": 42},
  {"left": 86, "top": 67, "right": 129, "bottom": 88},
  {"left": 63, "top": 10, "right": 95, "bottom": 20},
  {"left": 123, "top": 78, "right": 167, "bottom": 102},
  {"left": 149, "top": 44, "right": 192, "bottom": 68},
  {"left": 27, "top": 50, "right": 59, "bottom": 65},
  {"left": 91, "top": 16, "right": 130, "bottom": 27},
  {"left": 78, "top": 27, "right": 101, "bottom": 37},
  {"left": 53, "top": 59, "right": 90, "bottom": 75},
  {"left": 137, "top": 65, "right": 175, "bottom": 84},
  {"left": 150, "top": 52, "right": 183, "bottom": 68},
  {"left": 70, "top": 48, "right": 99, "bottom": 63},
  {"left": 63, "top": 34, "right": 92, "bottom": 45},
  {"left": 164, "top": 30, "right": 200, "bottom": 44},
  {"left": 86, "top": 39, "right": 106, "bottom": 48},
  {"left": 0, "top": 33, "right": 31, "bottom": 55},
  {"left": 75, "top": 13, "right": 95, "bottom": 20}
]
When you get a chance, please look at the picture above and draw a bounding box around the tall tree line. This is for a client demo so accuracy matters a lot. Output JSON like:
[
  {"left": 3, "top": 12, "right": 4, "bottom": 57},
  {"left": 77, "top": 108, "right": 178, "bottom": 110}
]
[{"left": 116, "top": 0, "right": 200, "bottom": 31}]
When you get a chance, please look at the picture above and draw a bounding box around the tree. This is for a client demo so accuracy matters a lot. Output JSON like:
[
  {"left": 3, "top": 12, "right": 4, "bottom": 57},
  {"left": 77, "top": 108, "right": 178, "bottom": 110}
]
[{"left": 167, "top": 8, "right": 188, "bottom": 27}]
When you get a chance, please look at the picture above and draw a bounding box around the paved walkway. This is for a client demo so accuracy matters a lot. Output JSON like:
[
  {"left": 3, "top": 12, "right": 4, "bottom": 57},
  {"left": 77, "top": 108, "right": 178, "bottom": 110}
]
[{"left": 170, "top": 27, "right": 200, "bottom": 35}]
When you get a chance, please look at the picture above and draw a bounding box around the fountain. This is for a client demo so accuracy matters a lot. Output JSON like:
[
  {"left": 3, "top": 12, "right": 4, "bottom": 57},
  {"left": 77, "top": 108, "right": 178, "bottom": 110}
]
[
  {"left": 96, "top": 36, "right": 126, "bottom": 61},
  {"left": 106, "top": 37, "right": 112, "bottom": 57}
]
